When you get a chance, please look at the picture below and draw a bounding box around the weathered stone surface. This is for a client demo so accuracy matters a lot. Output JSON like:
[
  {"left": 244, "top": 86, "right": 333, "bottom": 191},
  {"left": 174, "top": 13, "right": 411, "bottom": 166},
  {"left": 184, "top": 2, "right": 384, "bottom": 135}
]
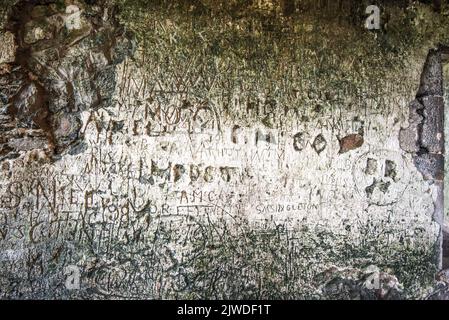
[
  {"left": 444, "top": 227, "right": 449, "bottom": 269},
  {"left": 401, "top": 50, "right": 445, "bottom": 183},
  {"left": 414, "top": 153, "right": 444, "bottom": 181},
  {"left": 0, "top": 31, "right": 15, "bottom": 65},
  {"left": 0, "top": 0, "right": 135, "bottom": 161},
  {"left": 427, "top": 269, "right": 449, "bottom": 300},
  {"left": 312, "top": 134, "right": 327, "bottom": 154},
  {"left": 317, "top": 266, "right": 404, "bottom": 300},
  {"left": 0, "top": 0, "right": 448, "bottom": 300},
  {"left": 444, "top": 60, "right": 449, "bottom": 269},
  {"left": 399, "top": 100, "right": 424, "bottom": 153},
  {"left": 417, "top": 49, "right": 443, "bottom": 98},
  {"left": 427, "top": 282, "right": 449, "bottom": 300},
  {"left": 338, "top": 134, "right": 364, "bottom": 154},
  {"left": 421, "top": 96, "right": 444, "bottom": 154}
]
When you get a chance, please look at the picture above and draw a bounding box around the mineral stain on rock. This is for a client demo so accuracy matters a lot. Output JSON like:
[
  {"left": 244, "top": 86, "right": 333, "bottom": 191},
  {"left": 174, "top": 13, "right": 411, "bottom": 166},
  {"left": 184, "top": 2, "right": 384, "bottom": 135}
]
[
  {"left": 0, "top": 0, "right": 135, "bottom": 162},
  {"left": 338, "top": 133, "right": 364, "bottom": 154}
]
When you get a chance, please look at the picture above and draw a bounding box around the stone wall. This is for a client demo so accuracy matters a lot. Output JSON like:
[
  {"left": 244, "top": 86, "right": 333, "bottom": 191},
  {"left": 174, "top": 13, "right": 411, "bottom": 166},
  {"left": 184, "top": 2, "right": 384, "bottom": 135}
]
[{"left": 443, "top": 47, "right": 449, "bottom": 270}]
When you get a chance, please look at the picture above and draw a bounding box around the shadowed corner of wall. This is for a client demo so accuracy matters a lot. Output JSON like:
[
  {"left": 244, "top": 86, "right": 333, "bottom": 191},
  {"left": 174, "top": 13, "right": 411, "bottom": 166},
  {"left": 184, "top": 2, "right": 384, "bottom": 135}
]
[{"left": 400, "top": 46, "right": 447, "bottom": 271}]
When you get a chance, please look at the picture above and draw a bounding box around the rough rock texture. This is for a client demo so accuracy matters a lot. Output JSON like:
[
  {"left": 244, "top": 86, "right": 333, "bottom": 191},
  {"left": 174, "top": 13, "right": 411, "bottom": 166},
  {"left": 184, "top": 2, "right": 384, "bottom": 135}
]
[
  {"left": 0, "top": 31, "right": 15, "bottom": 65},
  {"left": 400, "top": 50, "right": 445, "bottom": 181},
  {"left": 0, "top": 0, "right": 448, "bottom": 300},
  {"left": 443, "top": 227, "right": 449, "bottom": 268},
  {"left": 399, "top": 48, "right": 446, "bottom": 271},
  {"left": 338, "top": 134, "right": 364, "bottom": 154},
  {"left": 317, "top": 265, "right": 404, "bottom": 300},
  {"left": 426, "top": 269, "right": 449, "bottom": 300},
  {"left": 0, "top": 0, "right": 135, "bottom": 162},
  {"left": 444, "top": 54, "right": 449, "bottom": 270}
]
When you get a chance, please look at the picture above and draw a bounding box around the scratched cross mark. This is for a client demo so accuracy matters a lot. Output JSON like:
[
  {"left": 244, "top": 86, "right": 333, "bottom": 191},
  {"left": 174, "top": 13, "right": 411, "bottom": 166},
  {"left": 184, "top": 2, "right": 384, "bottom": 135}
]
[{"left": 352, "top": 150, "right": 411, "bottom": 206}]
